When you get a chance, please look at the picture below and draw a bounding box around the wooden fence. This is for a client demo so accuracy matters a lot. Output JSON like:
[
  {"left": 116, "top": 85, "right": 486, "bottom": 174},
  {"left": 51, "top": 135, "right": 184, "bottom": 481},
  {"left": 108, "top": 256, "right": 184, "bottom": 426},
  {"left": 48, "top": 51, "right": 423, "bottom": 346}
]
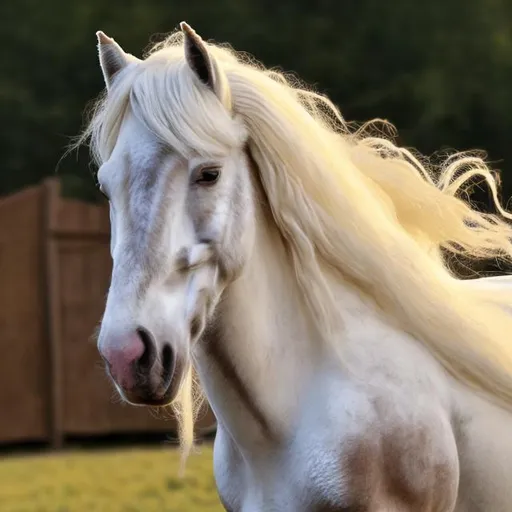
[{"left": 0, "top": 178, "right": 214, "bottom": 447}]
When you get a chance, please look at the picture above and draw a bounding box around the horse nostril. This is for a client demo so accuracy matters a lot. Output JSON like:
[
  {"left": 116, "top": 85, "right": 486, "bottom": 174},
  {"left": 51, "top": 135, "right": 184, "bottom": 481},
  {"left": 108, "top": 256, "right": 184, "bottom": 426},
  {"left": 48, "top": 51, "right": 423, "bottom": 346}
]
[
  {"left": 161, "top": 344, "right": 175, "bottom": 387},
  {"left": 136, "top": 327, "right": 156, "bottom": 369}
]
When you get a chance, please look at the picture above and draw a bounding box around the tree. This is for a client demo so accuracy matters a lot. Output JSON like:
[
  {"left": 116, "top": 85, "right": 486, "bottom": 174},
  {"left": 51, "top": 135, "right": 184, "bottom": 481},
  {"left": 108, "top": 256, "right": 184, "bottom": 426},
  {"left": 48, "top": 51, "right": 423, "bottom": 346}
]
[{"left": 0, "top": 0, "right": 511, "bottom": 209}]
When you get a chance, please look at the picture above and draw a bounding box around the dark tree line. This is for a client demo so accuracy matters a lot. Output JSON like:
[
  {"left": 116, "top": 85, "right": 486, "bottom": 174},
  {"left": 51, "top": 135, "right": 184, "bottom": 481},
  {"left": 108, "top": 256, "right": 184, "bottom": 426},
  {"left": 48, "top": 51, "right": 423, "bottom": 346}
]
[{"left": 1, "top": 0, "right": 512, "bottom": 211}]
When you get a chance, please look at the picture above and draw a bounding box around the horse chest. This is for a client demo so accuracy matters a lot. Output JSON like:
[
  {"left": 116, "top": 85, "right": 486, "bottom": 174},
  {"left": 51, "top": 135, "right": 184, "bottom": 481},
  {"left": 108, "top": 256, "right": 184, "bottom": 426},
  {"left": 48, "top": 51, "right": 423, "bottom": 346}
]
[
  {"left": 213, "top": 426, "right": 313, "bottom": 511},
  {"left": 213, "top": 434, "right": 365, "bottom": 511},
  {"left": 212, "top": 424, "right": 374, "bottom": 511},
  {"left": 213, "top": 396, "right": 459, "bottom": 512}
]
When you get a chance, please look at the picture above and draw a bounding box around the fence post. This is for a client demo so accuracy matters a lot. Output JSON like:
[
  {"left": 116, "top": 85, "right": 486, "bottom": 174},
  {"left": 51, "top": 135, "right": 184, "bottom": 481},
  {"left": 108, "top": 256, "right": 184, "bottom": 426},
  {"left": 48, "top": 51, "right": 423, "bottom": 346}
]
[{"left": 43, "top": 178, "right": 64, "bottom": 449}]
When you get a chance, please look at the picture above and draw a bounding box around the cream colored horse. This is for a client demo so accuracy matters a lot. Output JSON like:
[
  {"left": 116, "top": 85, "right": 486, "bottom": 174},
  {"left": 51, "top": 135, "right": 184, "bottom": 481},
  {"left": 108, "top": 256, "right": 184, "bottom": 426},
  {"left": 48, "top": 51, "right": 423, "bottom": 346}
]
[{"left": 80, "top": 23, "right": 512, "bottom": 511}]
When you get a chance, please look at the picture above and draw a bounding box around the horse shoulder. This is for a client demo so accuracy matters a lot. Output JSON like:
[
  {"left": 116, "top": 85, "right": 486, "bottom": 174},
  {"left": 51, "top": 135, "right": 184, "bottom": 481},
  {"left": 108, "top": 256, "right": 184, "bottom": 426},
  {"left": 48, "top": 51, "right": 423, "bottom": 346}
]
[{"left": 334, "top": 396, "right": 459, "bottom": 511}]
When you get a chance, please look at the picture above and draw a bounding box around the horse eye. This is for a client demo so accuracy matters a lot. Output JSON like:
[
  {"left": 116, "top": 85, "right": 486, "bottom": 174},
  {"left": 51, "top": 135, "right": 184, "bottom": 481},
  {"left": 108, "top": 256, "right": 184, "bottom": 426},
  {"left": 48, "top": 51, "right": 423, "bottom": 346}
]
[{"left": 195, "top": 167, "right": 220, "bottom": 185}]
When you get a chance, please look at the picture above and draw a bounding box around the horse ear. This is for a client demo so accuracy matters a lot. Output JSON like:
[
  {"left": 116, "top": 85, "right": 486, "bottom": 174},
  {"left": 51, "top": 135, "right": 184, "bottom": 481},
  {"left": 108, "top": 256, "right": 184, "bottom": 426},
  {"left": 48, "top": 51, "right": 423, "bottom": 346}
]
[
  {"left": 180, "top": 22, "right": 230, "bottom": 107},
  {"left": 96, "top": 31, "right": 140, "bottom": 89}
]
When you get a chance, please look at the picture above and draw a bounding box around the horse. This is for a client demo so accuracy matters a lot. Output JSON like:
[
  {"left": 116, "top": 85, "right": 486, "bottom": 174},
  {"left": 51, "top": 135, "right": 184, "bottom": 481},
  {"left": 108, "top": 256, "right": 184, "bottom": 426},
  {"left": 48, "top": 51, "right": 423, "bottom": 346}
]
[{"left": 77, "top": 22, "right": 512, "bottom": 511}]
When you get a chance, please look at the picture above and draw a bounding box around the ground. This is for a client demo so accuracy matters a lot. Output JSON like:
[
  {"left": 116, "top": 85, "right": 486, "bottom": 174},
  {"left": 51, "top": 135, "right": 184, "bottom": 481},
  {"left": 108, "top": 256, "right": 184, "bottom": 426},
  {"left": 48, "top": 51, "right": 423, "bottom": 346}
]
[{"left": 0, "top": 443, "right": 223, "bottom": 511}]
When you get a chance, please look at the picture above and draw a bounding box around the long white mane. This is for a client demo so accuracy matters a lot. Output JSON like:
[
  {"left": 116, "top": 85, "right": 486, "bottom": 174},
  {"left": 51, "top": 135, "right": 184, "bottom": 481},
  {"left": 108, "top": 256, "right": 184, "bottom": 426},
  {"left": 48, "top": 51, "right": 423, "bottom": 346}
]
[{"left": 78, "top": 30, "right": 512, "bottom": 456}]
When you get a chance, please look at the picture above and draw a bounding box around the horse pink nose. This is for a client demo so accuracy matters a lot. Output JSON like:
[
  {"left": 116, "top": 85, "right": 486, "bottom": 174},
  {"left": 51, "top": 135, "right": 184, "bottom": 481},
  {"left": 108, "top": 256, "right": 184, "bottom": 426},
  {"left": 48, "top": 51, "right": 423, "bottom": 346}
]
[{"left": 99, "top": 329, "right": 148, "bottom": 390}]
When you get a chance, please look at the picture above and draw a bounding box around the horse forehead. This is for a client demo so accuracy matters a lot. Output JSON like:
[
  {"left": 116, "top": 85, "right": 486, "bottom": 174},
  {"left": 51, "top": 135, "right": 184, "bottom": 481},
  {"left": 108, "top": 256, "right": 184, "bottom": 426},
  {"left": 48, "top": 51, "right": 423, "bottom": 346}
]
[
  {"left": 109, "top": 120, "right": 173, "bottom": 190},
  {"left": 122, "top": 152, "right": 178, "bottom": 228},
  {"left": 118, "top": 115, "right": 164, "bottom": 168},
  {"left": 101, "top": 149, "right": 168, "bottom": 205}
]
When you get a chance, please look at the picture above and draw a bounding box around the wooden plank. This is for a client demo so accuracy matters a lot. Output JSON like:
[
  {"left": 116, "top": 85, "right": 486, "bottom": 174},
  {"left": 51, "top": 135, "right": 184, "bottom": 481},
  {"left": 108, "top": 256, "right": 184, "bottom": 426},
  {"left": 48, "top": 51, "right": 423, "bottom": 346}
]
[
  {"left": 50, "top": 194, "right": 110, "bottom": 237},
  {"left": 0, "top": 185, "right": 49, "bottom": 443},
  {"left": 43, "top": 179, "right": 64, "bottom": 449}
]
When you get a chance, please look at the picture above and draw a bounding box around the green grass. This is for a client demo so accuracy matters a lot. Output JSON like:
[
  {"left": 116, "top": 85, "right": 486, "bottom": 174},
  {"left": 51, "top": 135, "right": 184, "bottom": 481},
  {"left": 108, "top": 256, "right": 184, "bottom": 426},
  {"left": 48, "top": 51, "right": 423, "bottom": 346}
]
[{"left": 0, "top": 444, "right": 224, "bottom": 512}]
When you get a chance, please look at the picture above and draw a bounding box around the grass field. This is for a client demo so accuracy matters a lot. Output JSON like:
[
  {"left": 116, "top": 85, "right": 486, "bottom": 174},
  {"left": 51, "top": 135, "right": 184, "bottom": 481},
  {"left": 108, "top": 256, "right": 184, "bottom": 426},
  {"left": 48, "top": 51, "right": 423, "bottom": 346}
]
[{"left": 0, "top": 443, "right": 223, "bottom": 512}]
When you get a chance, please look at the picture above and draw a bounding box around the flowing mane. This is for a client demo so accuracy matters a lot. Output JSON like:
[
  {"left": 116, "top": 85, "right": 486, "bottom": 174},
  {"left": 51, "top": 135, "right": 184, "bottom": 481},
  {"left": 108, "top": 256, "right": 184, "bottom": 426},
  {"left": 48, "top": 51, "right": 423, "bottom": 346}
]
[{"left": 78, "top": 30, "right": 512, "bottom": 453}]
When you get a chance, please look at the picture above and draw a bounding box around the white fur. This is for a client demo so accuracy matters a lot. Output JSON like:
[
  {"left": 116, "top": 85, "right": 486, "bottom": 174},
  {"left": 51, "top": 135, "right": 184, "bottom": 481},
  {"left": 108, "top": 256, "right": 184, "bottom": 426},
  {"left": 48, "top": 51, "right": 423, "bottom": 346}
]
[{"left": 81, "top": 26, "right": 512, "bottom": 510}]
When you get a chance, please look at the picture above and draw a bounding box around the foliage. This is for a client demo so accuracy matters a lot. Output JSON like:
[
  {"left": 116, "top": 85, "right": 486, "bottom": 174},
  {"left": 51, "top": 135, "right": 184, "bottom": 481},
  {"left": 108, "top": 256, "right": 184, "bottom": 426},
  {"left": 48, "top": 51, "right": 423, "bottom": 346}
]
[
  {"left": 0, "top": 0, "right": 512, "bottom": 206},
  {"left": 0, "top": 445, "right": 222, "bottom": 511}
]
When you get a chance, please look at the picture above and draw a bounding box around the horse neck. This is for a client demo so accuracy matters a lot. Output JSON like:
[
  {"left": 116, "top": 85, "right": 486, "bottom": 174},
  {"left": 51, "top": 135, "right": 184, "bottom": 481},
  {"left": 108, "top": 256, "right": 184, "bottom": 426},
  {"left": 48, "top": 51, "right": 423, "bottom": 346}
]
[{"left": 194, "top": 196, "right": 383, "bottom": 449}]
